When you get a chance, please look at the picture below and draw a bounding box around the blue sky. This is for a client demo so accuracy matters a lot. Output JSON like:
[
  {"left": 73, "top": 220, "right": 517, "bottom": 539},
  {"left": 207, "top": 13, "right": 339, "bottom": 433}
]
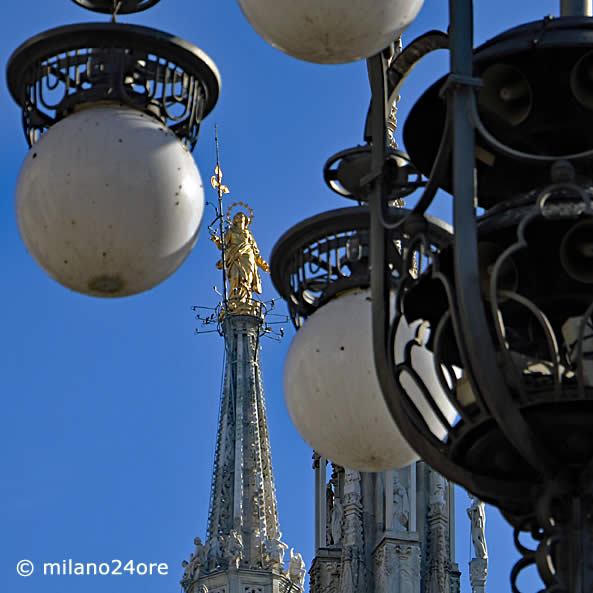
[{"left": 1, "top": 1, "right": 560, "bottom": 592}]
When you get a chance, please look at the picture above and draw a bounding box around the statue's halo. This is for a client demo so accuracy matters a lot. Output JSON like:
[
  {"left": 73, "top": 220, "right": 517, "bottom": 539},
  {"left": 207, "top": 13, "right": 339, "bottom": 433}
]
[{"left": 226, "top": 201, "right": 254, "bottom": 225}]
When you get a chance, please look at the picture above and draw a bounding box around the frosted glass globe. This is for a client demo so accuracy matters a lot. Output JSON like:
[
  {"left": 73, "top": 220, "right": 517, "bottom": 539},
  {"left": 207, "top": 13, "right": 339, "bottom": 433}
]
[
  {"left": 237, "top": 0, "right": 424, "bottom": 64},
  {"left": 15, "top": 106, "right": 204, "bottom": 297},
  {"left": 283, "top": 288, "right": 421, "bottom": 471},
  {"left": 394, "top": 315, "right": 461, "bottom": 437}
]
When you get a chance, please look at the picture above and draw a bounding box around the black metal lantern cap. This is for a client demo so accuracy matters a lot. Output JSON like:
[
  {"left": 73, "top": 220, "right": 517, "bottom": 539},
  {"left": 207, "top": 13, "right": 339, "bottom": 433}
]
[
  {"left": 323, "top": 145, "right": 424, "bottom": 204},
  {"left": 6, "top": 23, "right": 220, "bottom": 148},
  {"left": 271, "top": 207, "right": 375, "bottom": 329},
  {"left": 71, "top": 0, "right": 161, "bottom": 14},
  {"left": 270, "top": 206, "right": 452, "bottom": 329},
  {"left": 404, "top": 17, "right": 593, "bottom": 207}
]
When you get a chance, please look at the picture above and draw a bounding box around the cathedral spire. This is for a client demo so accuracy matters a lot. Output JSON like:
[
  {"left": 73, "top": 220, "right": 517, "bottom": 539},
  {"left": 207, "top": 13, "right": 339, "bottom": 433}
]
[{"left": 180, "top": 152, "right": 304, "bottom": 593}]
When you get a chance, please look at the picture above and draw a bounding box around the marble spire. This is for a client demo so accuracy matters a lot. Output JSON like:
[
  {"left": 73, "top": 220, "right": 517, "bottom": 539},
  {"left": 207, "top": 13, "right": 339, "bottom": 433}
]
[{"left": 180, "top": 196, "right": 303, "bottom": 593}]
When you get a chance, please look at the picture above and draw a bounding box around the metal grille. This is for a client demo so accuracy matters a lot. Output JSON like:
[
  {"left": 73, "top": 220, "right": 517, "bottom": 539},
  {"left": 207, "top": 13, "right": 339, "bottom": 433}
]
[{"left": 8, "top": 23, "right": 220, "bottom": 149}]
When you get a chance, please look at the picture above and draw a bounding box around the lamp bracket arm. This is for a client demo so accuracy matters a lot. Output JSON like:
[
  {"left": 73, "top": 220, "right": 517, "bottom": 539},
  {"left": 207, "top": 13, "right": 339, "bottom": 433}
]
[
  {"left": 438, "top": 73, "right": 482, "bottom": 98},
  {"left": 448, "top": 0, "right": 561, "bottom": 479},
  {"left": 381, "top": 118, "right": 452, "bottom": 231},
  {"left": 387, "top": 30, "right": 450, "bottom": 104},
  {"left": 364, "top": 31, "right": 449, "bottom": 143}
]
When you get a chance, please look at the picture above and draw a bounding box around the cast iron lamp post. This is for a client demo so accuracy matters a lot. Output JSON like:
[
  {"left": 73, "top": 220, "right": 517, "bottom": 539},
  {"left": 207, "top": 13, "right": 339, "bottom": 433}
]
[
  {"left": 7, "top": 0, "right": 219, "bottom": 297},
  {"left": 245, "top": 0, "right": 593, "bottom": 591}
]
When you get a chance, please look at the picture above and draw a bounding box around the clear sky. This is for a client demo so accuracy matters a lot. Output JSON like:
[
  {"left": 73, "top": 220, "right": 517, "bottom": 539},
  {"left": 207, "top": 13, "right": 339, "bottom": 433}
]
[{"left": 1, "top": 1, "right": 561, "bottom": 592}]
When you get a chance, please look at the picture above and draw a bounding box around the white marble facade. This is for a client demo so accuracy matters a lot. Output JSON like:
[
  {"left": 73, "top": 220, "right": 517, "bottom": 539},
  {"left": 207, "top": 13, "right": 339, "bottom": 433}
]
[{"left": 311, "top": 458, "right": 460, "bottom": 593}]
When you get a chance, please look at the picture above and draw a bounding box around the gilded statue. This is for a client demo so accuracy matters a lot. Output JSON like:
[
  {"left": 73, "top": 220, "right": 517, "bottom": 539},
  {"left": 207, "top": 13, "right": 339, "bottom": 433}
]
[{"left": 211, "top": 206, "right": 270, "bottom": 307}]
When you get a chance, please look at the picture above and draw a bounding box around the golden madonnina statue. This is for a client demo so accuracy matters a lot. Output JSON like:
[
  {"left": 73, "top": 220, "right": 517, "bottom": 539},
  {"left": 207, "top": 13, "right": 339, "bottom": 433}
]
[{"left": 211, "top": 208, "right": 270, "bottom": 309}]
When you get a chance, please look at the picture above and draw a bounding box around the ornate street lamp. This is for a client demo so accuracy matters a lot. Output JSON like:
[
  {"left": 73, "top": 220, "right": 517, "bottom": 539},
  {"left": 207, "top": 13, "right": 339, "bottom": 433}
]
[
  {"left": 8, "top": 0, "right": 220, "bottom": 297},
  {"left": 272, "top": 204, "right": 453, "bottom": 471},
  {"left": 245, "top": 0, "right": 593, "bottom": 590}
]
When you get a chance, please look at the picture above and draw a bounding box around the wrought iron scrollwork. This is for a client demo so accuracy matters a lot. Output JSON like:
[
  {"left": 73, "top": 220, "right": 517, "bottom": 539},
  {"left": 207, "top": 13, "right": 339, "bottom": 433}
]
[
  {"left": 71, "top": 0, "right": 161, "bottom": 13},
  {"left": 7, "top": 23, "right": 220, "bottom": 149},
  {"left": 392, "top": 182, "right": 593, "bottom": 520},
  {"left": 270, "top": 206, "right": 451, "bottom": 329},
  {"left": 510, "top": 515, "right": 542, "bottom": 593},
  {"left": 323, "top": 145, "right": 425, "bottom": 204},
  {"left": 509, "top": 473, "right": 593, "bottom": 593},
  {"left": 271, "top": 207, "right": 377, "bottom": 328}
]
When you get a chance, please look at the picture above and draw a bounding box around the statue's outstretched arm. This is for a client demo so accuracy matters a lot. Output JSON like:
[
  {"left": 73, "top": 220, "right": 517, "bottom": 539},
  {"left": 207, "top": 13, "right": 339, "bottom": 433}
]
[
  {"left": 254, "top": 245, "right": 270, "bottom": 273},
  {"left": 257, "top": 255, "right": 270, "bottom": 273}
]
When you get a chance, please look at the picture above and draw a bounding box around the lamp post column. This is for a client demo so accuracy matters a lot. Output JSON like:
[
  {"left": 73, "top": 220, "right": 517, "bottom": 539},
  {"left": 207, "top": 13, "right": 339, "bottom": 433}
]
[{"left": 314, "top": 454, "right": 328, "bottom": 551}]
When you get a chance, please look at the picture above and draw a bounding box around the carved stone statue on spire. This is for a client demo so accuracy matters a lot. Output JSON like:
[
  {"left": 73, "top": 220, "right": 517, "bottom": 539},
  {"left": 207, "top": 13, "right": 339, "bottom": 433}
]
[
  {"left": 264, "top": 531, "right": 289, "bottom": 569},
  {"left": 193, "top": 537, "right": 206, "bottom": 566},
  {"left": 206, "top": 534, "right": 224, "bottom": 571},
  {"left": 467, "top": 494, "right": 488, "bottom": 559},
  {"left": 181, "top": 543, "right": 204, "bottom": 591},
  {"left": 288, "top": 548, "right": 306, "bottom": 588},
  {"left": 392, "top": 473, "right": 410, "bottom": 532},
  {"left": 331, "top": 495, "right": 344, "bottom": 545},
  {"left": 180, "top": 560, "right": 193, "bottom": 589},
  {"left": 225, "top": 529, "right": 244, "bottom": 569}
]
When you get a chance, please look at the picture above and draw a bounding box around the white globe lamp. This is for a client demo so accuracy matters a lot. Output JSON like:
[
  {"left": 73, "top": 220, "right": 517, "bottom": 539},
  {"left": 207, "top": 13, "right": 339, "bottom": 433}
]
[
  {"left": 16, "top": 106, "right": 204, "bottom": 297},
  {"left": 283, "top": 288, "right": 421, "bottom": 471},
  {"left": 272, "top": 206, "right": 454, "bottom": 471},
  {"left": 237, "top": 0, "right": 424, "bottom": 64},
  {"left": 7, "top": 21, "right": 220, "bottom": 297}
]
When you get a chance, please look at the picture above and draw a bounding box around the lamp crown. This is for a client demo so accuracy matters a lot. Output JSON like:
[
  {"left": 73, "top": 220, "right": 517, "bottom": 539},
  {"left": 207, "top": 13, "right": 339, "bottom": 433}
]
[
  {"left": 6, "top": 23, "right": 220, "bottom": 149},
  {"left": 71, "top": 0, "right": 161, "bottom": 14}
]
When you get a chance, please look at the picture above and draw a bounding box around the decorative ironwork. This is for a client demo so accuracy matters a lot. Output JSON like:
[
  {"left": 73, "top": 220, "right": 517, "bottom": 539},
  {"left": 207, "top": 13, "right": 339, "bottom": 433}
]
[
  {"left": 71, "top": 0, "right": 161, "bottom": 13},
  {"left": 192, "top": 299, "right": 285, "bottom": 339},
  {"left": 510, "top": 515, "right": 544, "bottom": 593},
  {"left": 271, "top": 207, "right": 373, "bottom": 329},
  {"left": 403, "top": 17, "right": 593, "bottom": 207},
  {"left": 361, "top": 5, "right": 593, "bottom": 591},
  {"left": 7, "top": 23, "right": 220, "bottom": 149},
  {"left": 387, "top": 186, "right": 590, "bottom": 496},
  {"left": 385, "top": 179, "right": 593, "bottom": 590},
  {"left": 270, "top": 206, "right": 451, "bottom": 329},
  {"left": 509, "top": 477, "right": 593, "bottom": 593},
  {"left": 323, "top": 145, "right": 424, "bottom": 205}
]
